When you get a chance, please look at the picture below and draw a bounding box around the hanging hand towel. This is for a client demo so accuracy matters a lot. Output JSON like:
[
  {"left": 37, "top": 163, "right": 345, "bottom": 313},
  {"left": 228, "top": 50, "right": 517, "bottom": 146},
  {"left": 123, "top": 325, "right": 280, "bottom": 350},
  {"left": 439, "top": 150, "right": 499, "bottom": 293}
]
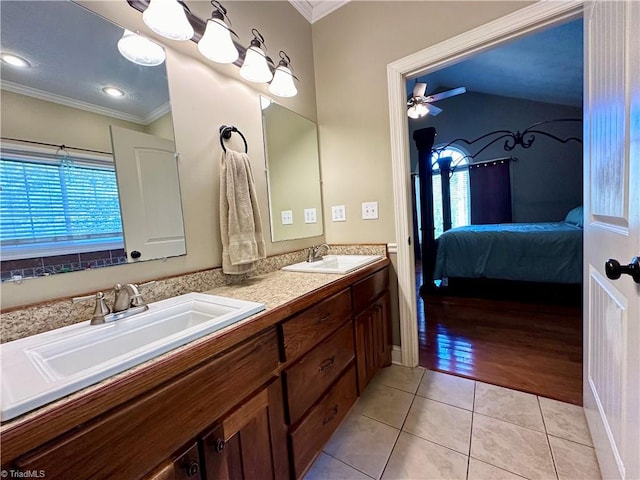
[{"left": 219, "top": 148, "right": 266, "bottom": 274}]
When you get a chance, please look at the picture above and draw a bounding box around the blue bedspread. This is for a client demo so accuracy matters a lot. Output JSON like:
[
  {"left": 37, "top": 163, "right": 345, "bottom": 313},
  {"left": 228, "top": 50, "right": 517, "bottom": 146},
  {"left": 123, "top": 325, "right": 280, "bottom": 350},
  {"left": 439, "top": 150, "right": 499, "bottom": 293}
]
[{"left": 433, "top": 222, "right": 583, "bottom": 284}]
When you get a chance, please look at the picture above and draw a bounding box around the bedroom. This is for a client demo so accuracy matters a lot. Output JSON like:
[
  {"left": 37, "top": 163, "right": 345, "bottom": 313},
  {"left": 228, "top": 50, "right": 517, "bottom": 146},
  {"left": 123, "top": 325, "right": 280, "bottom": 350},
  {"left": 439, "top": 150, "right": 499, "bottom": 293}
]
[{"left": 407, "top": 18, "right": 584, "bottom": 405}]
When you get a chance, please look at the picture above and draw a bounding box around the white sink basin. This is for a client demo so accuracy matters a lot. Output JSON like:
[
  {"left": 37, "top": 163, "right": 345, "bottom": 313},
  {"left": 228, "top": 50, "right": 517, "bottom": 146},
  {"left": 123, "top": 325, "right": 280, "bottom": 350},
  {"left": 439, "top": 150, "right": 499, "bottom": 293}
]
[
  {"left": 0, "top": 293, "right": 264, "bottom": 421},
  {"left": 282, "top": 255, "right": 383, "bottom": 274}
]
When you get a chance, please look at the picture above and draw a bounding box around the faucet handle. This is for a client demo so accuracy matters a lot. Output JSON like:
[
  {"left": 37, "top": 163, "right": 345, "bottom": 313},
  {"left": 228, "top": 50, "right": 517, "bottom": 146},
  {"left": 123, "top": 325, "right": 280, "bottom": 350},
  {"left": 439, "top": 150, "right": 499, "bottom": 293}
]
[{"left": 73, "top": 291, "right": 110, "bottom": 324}]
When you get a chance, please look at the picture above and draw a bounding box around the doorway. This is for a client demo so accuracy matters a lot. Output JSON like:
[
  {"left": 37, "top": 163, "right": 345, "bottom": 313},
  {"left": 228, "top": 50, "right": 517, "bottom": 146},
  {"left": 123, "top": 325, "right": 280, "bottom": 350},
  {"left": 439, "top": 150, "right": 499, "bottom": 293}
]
[{"left": 407, "top": 20, "right": 584, "bottom": 404}]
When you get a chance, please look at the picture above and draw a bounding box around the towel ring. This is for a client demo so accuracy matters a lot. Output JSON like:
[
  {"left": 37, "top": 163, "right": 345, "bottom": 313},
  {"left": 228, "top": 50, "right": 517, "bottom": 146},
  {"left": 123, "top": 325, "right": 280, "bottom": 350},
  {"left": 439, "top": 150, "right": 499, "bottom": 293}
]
[{"left": 219, "top": 125, "right": 248, "bottom": 153}]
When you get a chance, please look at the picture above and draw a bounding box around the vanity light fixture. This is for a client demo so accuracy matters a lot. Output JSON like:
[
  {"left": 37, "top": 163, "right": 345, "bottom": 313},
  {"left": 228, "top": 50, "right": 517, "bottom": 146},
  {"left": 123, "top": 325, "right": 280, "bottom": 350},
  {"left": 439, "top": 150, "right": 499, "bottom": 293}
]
[
  {"left": 102, "top": 86, "right": 125, "bottom": 97},
  {"left": 239, "top": 29, "right": 273, "bottom": 84},
  {"left": 117, "top": 29, "right": 166, "bottom": 66},
  {"left": 142, "top": 0, "right": 194, "bottom": 41},
  {"left": 268, "top": 51, "right": 298, "bottom": 98},
  {"left": 197, "top": 0, "right": 238, "bottom": 64},
  {"left": 0, "top": 52, "right": 30, "bottom": 68}
]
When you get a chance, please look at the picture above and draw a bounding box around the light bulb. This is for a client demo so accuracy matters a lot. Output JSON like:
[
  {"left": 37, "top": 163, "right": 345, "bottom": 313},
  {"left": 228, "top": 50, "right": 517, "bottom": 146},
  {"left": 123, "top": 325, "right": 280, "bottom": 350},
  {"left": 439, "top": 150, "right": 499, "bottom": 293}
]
[
  {"left": 240, "top": 46, "right": 273, "bottom": 83},
  {"left": 143, "top": 0, "right": 194, "bottom": 41},
  {"left": 268, "top": 65, "right": 297, "bottom": 97},
  {"left": 198, "top": 18, "right": 238, "bottom": 64},
  {"left": 117, "top": 30, "right": 166, "bottom": 66}
]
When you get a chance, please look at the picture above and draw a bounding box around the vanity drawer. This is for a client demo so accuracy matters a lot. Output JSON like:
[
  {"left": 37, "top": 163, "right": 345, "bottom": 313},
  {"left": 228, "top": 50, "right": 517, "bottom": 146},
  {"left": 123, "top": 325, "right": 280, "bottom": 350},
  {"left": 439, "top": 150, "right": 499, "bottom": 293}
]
[
  {"left": 289, "top": 364, "right": 357, "bottom": 479},
  {"left": 352, "top": 267, "right": 389, "bottom": 315},
  {"left": 281, "top": 288, "right": 352, "bottom": 362},
  {"left": 285, "top": 321, "right": 355, "bottom": 425}
]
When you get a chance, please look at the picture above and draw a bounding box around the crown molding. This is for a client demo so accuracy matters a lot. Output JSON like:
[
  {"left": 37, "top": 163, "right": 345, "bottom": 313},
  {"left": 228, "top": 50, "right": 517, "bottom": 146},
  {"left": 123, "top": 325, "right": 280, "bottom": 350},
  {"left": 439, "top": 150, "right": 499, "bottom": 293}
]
[
  {"left": 0, "top": 80, "right": 152, "bottom": 125},
  {"left": 288, "top": 0, "right": 350, "bottom": 23}
]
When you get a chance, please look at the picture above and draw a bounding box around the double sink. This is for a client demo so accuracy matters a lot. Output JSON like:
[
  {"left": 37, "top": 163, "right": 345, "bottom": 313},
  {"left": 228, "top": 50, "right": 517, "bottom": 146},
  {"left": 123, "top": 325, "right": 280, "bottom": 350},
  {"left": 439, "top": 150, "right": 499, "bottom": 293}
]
[{"left": 1, "top": 255, "right": 382, "bottom": 421}]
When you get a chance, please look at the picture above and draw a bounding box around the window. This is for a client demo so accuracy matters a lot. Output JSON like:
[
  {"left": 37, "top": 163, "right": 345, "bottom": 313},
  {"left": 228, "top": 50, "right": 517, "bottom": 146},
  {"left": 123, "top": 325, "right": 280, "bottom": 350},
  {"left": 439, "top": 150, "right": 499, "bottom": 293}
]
[
  {"left": 0, "top": 145, "right": 123, "bottom": 260},
  {"left": 432, "top": 146, "right": 470, "bottom": 238}
]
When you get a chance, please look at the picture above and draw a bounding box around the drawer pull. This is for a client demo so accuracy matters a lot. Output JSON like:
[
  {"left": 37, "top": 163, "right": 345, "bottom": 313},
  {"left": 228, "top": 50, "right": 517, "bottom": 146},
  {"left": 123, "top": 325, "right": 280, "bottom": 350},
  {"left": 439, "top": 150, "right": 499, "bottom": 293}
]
[
  {"left": 316, "top": 313, "right": 332, "bottom": 324},
  {"left": 322, "top": 405, "right": 339, "bottom": 425},
  {"left": 185, "top": 461, "right": 200, "bottom": 478},
  {"left": 319, "top": 356, "right": 336, "bottom": 373}
]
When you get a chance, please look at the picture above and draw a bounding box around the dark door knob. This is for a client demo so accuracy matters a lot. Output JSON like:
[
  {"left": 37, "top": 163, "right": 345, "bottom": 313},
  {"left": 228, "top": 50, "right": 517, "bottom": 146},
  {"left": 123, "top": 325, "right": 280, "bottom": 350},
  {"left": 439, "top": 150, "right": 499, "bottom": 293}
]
[
  {"left": 605, "top": 257, "right": 640, "bottom": 283},
  {"left": 130, "top": 250, "right": 142, "bottom": 259}
]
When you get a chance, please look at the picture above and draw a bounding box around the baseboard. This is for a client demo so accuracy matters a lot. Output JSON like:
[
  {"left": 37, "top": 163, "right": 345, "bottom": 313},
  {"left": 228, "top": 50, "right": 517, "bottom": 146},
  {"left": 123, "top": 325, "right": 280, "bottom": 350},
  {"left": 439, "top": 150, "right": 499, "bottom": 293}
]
[{"left": 391, "top": 345, "right": 402, "bottom": 365}]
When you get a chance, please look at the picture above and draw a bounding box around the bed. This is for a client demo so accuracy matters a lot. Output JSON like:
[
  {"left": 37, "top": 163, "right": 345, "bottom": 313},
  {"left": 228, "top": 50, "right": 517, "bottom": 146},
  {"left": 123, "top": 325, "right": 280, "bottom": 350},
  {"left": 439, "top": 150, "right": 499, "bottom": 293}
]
[{"left": 433, "top": 206, "right": 583, "bottom": 285}]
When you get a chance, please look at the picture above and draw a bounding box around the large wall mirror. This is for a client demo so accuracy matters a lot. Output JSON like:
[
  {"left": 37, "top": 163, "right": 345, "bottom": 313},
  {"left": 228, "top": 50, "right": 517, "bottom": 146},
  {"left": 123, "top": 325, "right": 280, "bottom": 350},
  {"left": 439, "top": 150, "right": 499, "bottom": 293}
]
[
  {"left": 0, "top": 1, "right": 185, "bottom": 282},
  {"left": 261, "top": 97, "right": 323, "bottom": 242}
]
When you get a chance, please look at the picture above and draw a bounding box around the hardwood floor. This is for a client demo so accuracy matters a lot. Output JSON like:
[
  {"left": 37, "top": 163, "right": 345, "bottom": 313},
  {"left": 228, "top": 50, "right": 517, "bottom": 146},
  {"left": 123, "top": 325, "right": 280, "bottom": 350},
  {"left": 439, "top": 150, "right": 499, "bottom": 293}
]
[{"left": 416, "top": 264, "right": 583, "bottom": 405}]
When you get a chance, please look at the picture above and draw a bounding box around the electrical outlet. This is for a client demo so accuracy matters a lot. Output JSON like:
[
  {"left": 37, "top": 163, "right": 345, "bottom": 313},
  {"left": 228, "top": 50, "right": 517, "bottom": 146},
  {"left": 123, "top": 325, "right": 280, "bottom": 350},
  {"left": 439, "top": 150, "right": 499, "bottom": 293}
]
[
  {"left": 361, "top": 201, "right": 378, "bottom": 220},
  {"left": 304, "top": 208, "right": 317, "bottom": 224},
  {"left": 331, "top": 205, "right": 346, "bottom": 222},
  {"left": 281, "top": 210, "right": 293, "bottom": 225}
]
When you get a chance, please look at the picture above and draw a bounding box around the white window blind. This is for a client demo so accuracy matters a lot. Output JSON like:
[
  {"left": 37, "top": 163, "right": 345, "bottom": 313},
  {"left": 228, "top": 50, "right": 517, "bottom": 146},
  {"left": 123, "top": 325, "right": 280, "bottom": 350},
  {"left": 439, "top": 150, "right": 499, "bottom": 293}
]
[
  {"left": 1, "top": 147, "right": 123, "bottom": 259},
  {"left": 432, "top": 146, "right": 471, "bottom": 238}
]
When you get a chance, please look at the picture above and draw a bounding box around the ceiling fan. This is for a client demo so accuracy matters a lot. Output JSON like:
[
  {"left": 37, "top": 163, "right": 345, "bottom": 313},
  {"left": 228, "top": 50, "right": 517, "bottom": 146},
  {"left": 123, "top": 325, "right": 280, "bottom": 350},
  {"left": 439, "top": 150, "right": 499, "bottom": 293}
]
[{"left": 407, "top": 82, "right": 467, "bottom": 119}]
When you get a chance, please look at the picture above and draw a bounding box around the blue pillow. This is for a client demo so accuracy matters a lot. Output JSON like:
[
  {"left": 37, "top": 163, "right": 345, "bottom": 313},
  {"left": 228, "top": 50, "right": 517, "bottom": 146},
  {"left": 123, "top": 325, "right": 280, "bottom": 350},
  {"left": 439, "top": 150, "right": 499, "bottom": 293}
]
[{"left": 565, "top": 206, "right": 584, "bottom": 227}]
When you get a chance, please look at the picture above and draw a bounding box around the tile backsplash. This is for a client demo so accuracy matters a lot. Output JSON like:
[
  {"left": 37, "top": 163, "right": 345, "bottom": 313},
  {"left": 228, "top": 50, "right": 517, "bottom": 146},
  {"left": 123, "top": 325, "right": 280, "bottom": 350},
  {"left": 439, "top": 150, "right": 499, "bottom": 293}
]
[{"left": 0, "top": 244, "right": 387, "bottom": 343}]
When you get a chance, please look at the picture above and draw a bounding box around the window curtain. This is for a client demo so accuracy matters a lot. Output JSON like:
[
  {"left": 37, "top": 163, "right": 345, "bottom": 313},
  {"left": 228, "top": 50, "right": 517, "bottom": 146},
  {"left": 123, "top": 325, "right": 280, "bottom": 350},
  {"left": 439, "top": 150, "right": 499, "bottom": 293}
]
[{"left": 469, "top": 160, "right": 512, "bottom": 224}]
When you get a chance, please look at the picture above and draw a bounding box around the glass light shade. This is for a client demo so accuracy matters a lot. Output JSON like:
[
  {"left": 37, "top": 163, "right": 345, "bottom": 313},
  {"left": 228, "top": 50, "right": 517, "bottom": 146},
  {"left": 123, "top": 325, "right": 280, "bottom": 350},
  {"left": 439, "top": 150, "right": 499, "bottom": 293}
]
[
  {"left": 143, "top": 0, "right": 194, "bottom": 41},
  {"left": 407, "top": 102, "right": 429, "bottom": 119},
  {"left": 268, "top": 65, "right": 297, "bottom": 97},
  {"left": 118, "top": 30, "right": 166, "bottom": 66},
  {"left": 197, "top": 18, "right": 238, "bottom": 64},
  {"left": 239, "top": 46, "right": 273, "bottom": 83}
]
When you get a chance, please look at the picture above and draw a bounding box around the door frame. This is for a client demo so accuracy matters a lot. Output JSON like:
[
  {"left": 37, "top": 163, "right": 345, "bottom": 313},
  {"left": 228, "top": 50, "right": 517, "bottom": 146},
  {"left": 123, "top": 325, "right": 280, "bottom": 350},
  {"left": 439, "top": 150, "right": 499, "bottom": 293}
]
[{"left": 386, "top": 0, "right": 584, "bottom": 367}]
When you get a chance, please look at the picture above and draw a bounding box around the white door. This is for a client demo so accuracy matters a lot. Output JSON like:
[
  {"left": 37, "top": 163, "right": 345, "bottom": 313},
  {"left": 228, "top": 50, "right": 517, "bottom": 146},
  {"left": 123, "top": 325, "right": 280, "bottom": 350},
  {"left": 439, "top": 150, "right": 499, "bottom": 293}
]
[
  {"left": 109, "top": 126, "right": 186, "bottom": 263},
  {"left": 583, "top": 1, "right": 640, "bottom": 479}
]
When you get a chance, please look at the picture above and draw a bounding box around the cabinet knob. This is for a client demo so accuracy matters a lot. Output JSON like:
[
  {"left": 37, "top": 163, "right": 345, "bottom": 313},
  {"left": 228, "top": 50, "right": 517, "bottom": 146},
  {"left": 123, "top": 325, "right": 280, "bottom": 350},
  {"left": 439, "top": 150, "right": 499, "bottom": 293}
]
[
  {"left": 185, "top": 461, "right": 199, "bottom": 478},
  {"left": 215, "top": 437, "right": 225, "bottom": 453},
  {"left": 130, "top": 250, "right": 142, "bottom": 259}
]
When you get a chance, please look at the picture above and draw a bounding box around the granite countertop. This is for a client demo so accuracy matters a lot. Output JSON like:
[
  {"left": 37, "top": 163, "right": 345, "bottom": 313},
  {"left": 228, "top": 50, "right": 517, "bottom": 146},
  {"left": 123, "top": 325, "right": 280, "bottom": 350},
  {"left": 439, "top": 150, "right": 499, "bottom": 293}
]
[{"left": 1, "top": 256, "right": 388, "bottom": 432}]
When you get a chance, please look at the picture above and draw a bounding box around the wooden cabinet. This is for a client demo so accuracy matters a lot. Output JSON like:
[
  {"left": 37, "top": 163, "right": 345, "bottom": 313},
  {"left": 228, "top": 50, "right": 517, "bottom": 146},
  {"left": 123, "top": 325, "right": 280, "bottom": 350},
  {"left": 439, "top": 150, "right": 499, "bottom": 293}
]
[
  {"left": 2, "top": 261, "right": 391, "bottom": 480},
  {"left": 353, "top": 270, "right": 392, "bottom": 393}
]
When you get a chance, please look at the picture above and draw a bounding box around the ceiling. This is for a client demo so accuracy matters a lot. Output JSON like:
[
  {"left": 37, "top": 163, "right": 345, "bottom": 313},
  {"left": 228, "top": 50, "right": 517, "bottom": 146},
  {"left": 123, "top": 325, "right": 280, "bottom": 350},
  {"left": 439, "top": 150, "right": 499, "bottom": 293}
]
[
  {"left": 409, "top": 19, "right": 584, "bottom": 108},
  {"left": 0, "top": 1, "right": 170, "bottom": 125}
]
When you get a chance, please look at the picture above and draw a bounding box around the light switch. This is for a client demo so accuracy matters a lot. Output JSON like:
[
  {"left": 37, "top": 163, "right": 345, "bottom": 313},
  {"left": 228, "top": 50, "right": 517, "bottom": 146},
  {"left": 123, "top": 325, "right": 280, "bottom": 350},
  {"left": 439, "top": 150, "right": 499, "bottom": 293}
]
[
  {"left": 331, "top": 205, "right": 346, "bottom": 222},
  {"left": 281, "top": 210, "right": 293, "bottom": 225},
  {"left": 304, "top": 208, "right": 317, "bottom": 224},
  {"left": 362, "top": 201, "right": 378, "bottom": 220}
]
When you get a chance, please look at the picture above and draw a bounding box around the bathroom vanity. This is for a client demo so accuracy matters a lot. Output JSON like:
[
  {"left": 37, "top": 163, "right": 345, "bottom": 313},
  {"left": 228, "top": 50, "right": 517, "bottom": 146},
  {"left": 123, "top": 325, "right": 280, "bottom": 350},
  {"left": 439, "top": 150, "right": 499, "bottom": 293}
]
[{"left": 0, "top": 258, "right": 391, "bottom": 480}]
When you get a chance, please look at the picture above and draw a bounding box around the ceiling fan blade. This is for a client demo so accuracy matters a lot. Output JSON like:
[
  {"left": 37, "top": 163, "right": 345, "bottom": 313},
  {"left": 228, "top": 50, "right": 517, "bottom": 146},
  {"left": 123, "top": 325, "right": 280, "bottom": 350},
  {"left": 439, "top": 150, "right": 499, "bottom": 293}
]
[
  {"left": 427, "top": 104, "right": 443, "bottom": 116},
  {"left": 427, "top": 86, "right": 467, "bottom": 103},
  {"left": 413, "top": 82, "right": 427, "bottom": 98}
]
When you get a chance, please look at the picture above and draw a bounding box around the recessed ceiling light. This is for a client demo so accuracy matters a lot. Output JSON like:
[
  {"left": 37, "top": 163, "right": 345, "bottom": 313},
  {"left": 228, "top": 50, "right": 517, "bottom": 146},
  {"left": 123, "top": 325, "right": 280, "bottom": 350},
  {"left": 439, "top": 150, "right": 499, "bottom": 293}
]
[
  {"left": 102, "top": 86, "right": 125, "bottom": 97},
  {"left": 1, "top": 53, "right": 30, "bottom": 68}
]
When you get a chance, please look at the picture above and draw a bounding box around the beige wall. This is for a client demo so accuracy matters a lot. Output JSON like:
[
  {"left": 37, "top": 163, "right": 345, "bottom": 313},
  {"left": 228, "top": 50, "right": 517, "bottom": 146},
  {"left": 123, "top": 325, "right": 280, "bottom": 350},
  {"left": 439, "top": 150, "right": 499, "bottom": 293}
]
[
  {"left": 0, "top": 90, "right": 146, "bottom": 151},
  {"left": 312, "top": 1, "right": 534, "bottom": 245},
  {"left": 0, "top": 1, "right": 320, "bottom": 309}
]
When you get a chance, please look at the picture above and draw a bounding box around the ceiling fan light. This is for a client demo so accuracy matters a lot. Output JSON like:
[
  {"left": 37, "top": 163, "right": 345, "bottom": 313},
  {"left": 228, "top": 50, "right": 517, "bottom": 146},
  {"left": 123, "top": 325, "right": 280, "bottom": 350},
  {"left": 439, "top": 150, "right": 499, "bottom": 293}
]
[
  {"left": 198, "top": 17, "right": 238, "bottom": 64},
  {"left": 407, "top": 102, "right": 429, "bottom": 119},
  {"left": 117, "top": 30, "right": 166, "bottom": 66},
  {"left": 143, "top": 0, "right": 194, "bottom": 41}
]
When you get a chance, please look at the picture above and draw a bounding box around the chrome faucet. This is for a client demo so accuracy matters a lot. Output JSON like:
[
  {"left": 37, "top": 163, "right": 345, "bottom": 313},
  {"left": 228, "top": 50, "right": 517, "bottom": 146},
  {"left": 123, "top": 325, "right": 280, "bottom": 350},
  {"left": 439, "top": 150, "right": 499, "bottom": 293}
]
[
  {"left": 73, "top": 281, "right": 155, "bottom": 325},
  {"left": 307, "top": 244, "right": 330, "bottom": 262}
]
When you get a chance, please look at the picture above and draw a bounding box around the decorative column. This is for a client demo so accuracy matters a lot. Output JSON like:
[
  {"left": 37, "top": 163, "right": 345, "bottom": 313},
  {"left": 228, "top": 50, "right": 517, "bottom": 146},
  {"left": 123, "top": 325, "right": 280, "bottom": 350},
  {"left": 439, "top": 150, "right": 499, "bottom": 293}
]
[
  {"left": 412, "top": 127, "right": 436, "bottom": 295},
  {"left": 437, "top": 156, "right": 452, "bottom": 232}
]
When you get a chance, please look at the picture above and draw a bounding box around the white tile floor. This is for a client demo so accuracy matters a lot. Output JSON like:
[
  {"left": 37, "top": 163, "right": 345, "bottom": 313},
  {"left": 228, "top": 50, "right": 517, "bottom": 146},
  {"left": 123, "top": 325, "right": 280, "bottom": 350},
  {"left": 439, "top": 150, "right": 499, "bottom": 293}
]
[{"left": 304, "top": 365, "right": 601, "bottom": 480}]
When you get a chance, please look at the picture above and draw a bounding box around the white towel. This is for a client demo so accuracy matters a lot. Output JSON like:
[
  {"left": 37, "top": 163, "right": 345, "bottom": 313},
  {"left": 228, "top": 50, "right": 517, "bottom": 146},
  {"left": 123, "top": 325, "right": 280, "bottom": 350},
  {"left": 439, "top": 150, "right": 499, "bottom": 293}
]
[{"left": 219, "top": 148, "right": 266, "bottom": 274}]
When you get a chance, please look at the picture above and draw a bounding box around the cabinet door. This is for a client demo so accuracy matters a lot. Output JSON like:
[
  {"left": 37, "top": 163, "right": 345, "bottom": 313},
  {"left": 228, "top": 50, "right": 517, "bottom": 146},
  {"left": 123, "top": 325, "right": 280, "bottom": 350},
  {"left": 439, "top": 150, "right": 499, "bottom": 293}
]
[
  {"left": 354, "top": 291, "right": 392, "bottom": 393},
  {"left": 145, "top": 443, "right": 202, "bottom": 480},
  {"left": 201, "top": 380, "right": 288, "bottom": 480}
]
